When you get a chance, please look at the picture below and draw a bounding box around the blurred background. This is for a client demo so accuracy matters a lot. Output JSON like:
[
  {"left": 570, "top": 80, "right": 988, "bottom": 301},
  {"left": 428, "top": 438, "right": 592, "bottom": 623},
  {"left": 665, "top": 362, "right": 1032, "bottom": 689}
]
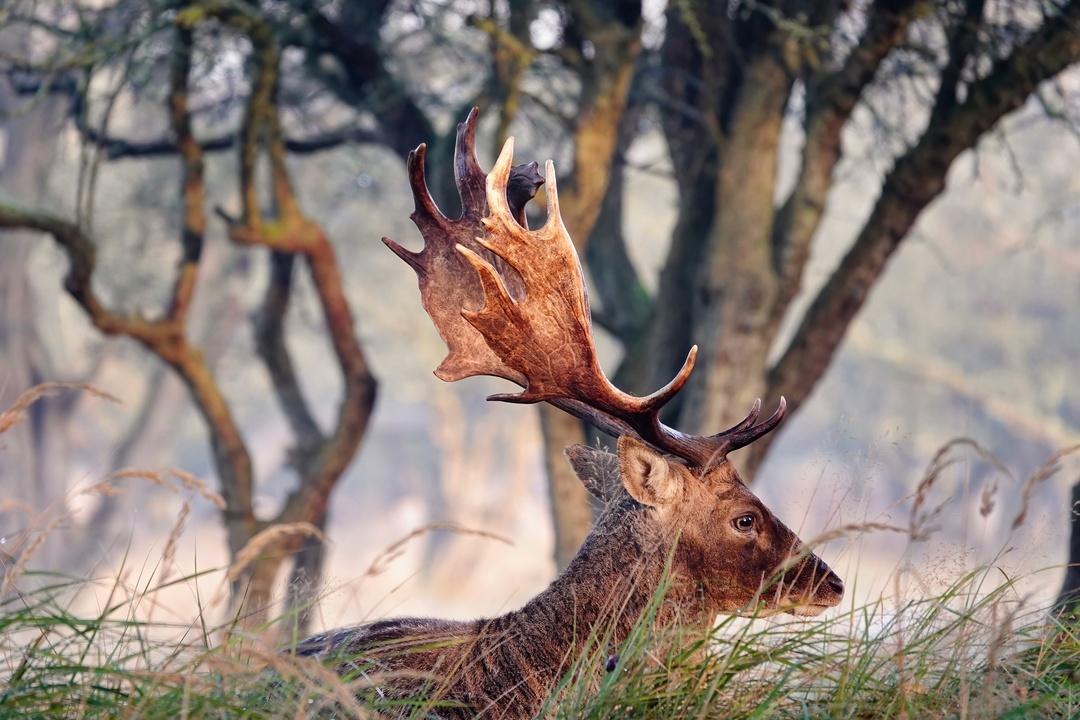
[{"left": 0, "top": 0, "right": 1078, "bottom": 635}]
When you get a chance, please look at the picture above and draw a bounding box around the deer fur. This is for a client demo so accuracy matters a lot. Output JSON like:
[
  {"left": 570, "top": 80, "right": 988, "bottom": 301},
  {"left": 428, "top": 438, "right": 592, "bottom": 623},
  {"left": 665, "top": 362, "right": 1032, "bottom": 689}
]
[{"left": 293, "top": 437, "right": 843, "bottom": 718}]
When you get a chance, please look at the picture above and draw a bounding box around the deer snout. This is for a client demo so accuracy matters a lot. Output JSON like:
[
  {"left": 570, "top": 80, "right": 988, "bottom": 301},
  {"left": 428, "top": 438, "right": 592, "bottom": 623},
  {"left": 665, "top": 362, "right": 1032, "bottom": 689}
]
[
  {"left": 810, "top": 557, "right": 844, "bottom": 606},
  {"left": 782, "top": 553, "right": 844, "bottom": 616}
]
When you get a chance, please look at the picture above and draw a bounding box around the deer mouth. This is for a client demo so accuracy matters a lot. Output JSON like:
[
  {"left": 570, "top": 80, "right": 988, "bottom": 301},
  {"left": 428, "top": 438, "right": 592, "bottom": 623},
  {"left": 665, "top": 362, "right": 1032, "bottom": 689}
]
[
  {"left": 734, "top": 600, "right": 833, "bottom": 618},
  {"left": 785, "top": 584, "right": 844, "bottom": 616},
  {"left": 768, "top": 582, "right": 844, "bottom": 617},
  {"left": 788, "top": 602, "right": 834, "bottom": 617}
]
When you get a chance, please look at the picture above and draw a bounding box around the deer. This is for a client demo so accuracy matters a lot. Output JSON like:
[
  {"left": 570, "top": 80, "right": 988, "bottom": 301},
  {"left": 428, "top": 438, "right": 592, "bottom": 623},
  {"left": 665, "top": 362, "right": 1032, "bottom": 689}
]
[{"left": 291, "top": 109, "right": 844, "bottom": 718}]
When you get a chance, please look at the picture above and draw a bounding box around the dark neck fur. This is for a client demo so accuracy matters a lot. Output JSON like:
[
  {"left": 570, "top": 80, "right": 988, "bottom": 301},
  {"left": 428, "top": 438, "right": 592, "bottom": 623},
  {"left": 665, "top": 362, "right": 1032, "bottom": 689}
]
[{"left": 485, "top": 496, "right": 698, "bottom": 686}]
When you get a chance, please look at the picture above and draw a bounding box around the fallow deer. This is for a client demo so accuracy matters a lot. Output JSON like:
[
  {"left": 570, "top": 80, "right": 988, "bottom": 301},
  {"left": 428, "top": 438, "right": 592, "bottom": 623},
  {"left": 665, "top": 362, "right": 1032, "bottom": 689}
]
[{"left": 292, "top": 109, "right": 844, "bottom": 718}]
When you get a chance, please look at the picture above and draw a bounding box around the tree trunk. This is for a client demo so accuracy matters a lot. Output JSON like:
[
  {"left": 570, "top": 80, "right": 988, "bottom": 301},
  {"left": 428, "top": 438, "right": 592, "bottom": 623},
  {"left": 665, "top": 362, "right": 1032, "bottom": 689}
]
[
  {"left": 681, "top": 52, "right": 791, "bottom": 438},
  {"left": 540, "top": 404, "right": 592, "bottom": 570},
  {"left": 234, "top": 549, "right": 289, "bottom": 632},
  {"left": 0, "top": 77, "right": 73, "bottom": 563},
  {"left": 281, "top": 507, "right": 328, "bottom": 637},
  {"left": 1055, "top": 479, "right": 1080, "bottom": 618},
  {"left": 536, "top": 8, "right": 642, "bottom": 569}
]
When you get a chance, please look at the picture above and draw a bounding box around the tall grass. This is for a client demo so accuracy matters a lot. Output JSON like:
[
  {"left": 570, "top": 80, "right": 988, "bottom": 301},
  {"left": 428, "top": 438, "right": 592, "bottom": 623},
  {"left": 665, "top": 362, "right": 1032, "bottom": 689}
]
[
  {"left": 3, "top": 385, "right": 1080, "bottom": 718},
  {"left": 549, "top": 566, "right": 1080, "bottom": 719},
  {"left": 3, "top": 562, "right": 1080, "bottom": 718}
]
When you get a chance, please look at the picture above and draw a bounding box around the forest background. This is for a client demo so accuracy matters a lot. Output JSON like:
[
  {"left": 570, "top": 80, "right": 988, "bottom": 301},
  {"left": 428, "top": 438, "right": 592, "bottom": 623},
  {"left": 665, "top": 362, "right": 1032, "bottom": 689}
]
[{"left": 0, "top": 0, "right": 1079, "bottom": 639}]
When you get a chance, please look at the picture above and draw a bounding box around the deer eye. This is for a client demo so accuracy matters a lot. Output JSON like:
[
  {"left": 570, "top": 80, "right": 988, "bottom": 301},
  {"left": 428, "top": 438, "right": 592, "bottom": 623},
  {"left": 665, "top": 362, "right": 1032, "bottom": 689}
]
[{"left": 733, "top": 514, "right": 756, "bottom": 533}]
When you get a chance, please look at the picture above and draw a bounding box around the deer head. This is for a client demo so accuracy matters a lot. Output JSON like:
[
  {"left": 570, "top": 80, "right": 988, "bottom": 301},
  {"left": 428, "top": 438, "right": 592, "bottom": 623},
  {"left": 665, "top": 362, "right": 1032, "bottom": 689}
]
[
  {"left": 572, "top": 437, "right": 843, "bottom": 618},
  {"left": 384, "top": 108, "right": 842, "bottom": 619}
]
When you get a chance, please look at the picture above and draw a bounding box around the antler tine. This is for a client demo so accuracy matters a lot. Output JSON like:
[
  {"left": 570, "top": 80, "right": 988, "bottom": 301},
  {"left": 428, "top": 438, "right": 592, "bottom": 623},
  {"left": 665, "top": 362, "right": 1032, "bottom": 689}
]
[
  {"left": 409, "top": 145, "right": 448, "bottom": 226},
  {"left": 452, "top": 107, "right": 544, "bottom": 228},
  {"left": 637, "top": 346, "right": 697, "bottom": 414},
  {"left": 708, "top": 397, "right": 787, "bottom": 458},
  {"left": 541, "top": 160, "right": 562, "bottom": 234},
  {"left": 454, "top": 107, "right": 488, "bottom": 217},
  {"left": 485, "top": 137, "right": 518, "bottom": 224},
  {"left": 723, "top": 398, "right": 762, "bottom": 435},
  {"left": 383, "top": 145, "right": 442, "bottom": 273}
]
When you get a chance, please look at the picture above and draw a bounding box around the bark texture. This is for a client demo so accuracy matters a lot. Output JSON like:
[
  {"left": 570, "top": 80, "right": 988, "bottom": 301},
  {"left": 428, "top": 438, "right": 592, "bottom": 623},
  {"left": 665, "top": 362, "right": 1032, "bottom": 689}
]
[{"left": 1056, "top": 479, "right": 1080, "bottom": 617}]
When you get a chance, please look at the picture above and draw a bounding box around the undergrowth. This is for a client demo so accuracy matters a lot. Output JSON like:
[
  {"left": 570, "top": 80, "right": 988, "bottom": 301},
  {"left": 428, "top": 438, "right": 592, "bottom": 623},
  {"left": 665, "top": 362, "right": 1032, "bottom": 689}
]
[
  {"left": 3, "top": 385, "right": 1080, "bottom": 718},
  {"left": 2, "top": 563, "right": 1079, "bottom": 718},
  {"left": 549, "top": 569, "right": 1080, "bottom": 719}
]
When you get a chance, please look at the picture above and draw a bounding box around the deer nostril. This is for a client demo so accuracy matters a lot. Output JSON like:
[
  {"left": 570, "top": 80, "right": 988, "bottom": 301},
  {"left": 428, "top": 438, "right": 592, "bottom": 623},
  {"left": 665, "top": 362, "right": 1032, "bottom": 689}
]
[{"left": 826, "top": 572, "right": 844, "bottom": 596}]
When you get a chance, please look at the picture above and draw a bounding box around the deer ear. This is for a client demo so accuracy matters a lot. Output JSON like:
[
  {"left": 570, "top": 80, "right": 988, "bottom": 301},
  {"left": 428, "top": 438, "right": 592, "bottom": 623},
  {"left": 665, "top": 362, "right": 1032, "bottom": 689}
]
[
  {"left": 617, "top": 436, "right": 681, "bottom": 508},
  {"left": 565, "top": 444, "right": 620, "bottom": 502}
]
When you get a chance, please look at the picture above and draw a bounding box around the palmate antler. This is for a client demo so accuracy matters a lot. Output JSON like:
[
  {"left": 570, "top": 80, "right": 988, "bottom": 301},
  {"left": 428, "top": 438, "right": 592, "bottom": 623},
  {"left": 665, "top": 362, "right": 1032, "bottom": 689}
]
[{"left": 383, "top": 109, "right": 785, "bottom": 471}]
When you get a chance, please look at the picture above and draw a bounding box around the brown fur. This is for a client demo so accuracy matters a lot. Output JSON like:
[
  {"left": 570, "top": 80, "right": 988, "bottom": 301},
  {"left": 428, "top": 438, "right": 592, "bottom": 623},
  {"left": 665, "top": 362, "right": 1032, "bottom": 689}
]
[{"left": 293, "top": 438, "right": 842, "bottom": 718}]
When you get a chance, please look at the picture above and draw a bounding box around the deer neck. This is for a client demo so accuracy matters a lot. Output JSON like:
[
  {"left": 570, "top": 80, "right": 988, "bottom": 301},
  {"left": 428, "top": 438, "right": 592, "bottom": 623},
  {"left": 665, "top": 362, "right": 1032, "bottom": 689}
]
[{"left": 505, "top": 498, "right": 704, "bottom": 667}]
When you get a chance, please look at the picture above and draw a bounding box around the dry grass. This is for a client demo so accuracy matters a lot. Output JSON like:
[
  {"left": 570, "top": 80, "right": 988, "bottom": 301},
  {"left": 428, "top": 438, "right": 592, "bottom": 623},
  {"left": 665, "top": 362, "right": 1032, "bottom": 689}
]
[
  {"left": 0, "top": 383, "right": 120, "bottom": 437},
  {"left": 228, "top": 523, "right": 327, "bottom": 583},
  {"left": 2, "top": 383, "right": 1080, "bottom": 718}
]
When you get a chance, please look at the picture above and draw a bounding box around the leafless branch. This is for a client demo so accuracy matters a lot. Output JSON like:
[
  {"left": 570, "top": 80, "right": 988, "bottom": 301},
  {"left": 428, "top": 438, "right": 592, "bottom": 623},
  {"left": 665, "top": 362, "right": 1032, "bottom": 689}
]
[
  {"left": 767, "top": 0, "right": 1080, "bottom": 429},
  {"left": 770, "top": 0, "right": 920, "bottom": 332},
  {"left": 206, "top": 13, "right": 377, "bottom": 534},
  {"left": 73, "top": 121, "right": 382, "bottom": 159},
  {"left": 254, "top": 252, "right": 325, "bottom": 459},
  {"left": 0, "top": 19, "right": 260, "bottom": 551}
]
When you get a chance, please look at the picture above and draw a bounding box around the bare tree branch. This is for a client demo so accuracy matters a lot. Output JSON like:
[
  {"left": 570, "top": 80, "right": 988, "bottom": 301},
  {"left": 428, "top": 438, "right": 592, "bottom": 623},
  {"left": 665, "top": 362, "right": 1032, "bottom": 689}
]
[
  {"left": 253, "top": 251, "right": 324, "bottom": 457},
  {"left": 168, "top": 24, "right": 206, "bottom": 328},
  {"left": 767, "top": 0, "right": 1080, "bottom": 432},
  {"left": 203, "top": 17, "right": 376, "bottom": 620},
  {"left": 0, "top": 23, "right": 260, "bottom": 546},
  {"left": 73, "top": 119, "right": 382, "bottom": 159},
  {"left": 164, "top": 22, "right": 258, "bottom": 540},
  {"left": 288, "top": 0, "right": 434, "bottom": 160},
  {"left": 1, "top": 7, "right": 380, "bottom": 629},
  {"left": 0, "top": 212, "right": 258, "bottom": 536},
  {"left": 559, "top": 0, "right": 643, "bottom": 247},
  {"left": 470, "top": 13, "right": 535, "bottom": 149},
  {"left": 769, "top": 0, "right": 920, "bottom": 333}
]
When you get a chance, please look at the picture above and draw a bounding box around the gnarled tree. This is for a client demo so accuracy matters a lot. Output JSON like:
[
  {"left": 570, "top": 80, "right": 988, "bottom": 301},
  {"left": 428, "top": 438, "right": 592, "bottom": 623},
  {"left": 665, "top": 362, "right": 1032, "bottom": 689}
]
[
  {"left": 3, "top": 0, "right": 1078, "bottom": 594},
  {"left": 574, "top": 0, "right": 1080, "bottom": 562},
  {"left": 0, "top": 5, "right": 378, "bottom": 632}
]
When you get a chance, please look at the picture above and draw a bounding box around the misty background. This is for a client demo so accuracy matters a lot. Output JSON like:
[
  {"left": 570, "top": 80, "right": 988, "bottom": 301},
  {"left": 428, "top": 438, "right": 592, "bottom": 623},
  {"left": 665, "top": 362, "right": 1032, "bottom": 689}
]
[{"left": 0, "top": 0, "right": 1078, "bottom": 634}]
